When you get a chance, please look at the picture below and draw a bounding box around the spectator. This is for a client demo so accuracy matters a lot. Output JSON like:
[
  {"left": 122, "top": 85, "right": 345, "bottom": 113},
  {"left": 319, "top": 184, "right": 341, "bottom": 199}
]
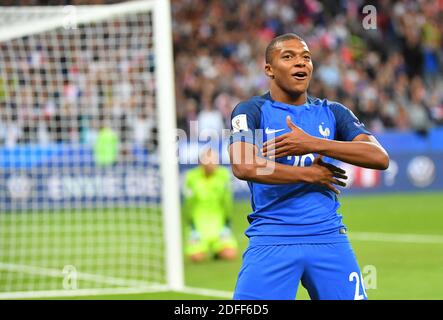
[
  {"left": 408, "top": 83, "right": 433, "bottom": 136},
  {"left": 94, "top": 115, "right": 119, "bottom": 167},
  {"left": 196, "top": 102, "right": 224, "bottom": 139}
]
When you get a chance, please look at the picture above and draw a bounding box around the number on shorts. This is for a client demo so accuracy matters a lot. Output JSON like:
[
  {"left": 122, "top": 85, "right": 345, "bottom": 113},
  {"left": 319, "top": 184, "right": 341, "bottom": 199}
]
[{"left": 349, "top": 272, "right": 366, "bottom": 300}]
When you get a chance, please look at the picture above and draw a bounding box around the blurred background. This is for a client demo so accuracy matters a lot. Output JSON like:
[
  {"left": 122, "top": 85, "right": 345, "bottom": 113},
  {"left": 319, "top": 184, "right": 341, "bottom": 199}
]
[{"left": 0, "top": 0, "right": 442, "bottom": 300}]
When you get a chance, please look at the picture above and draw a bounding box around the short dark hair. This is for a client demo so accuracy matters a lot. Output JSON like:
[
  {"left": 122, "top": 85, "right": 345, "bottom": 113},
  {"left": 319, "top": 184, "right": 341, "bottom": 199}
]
[{"left": 265, "top": 33, "right": 305, "bottom": 64}]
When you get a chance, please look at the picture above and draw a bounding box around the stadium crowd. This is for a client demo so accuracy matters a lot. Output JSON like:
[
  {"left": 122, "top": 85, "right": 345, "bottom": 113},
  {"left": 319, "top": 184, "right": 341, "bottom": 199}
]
[
  {"left": 0, "top": 0, "right": 442, "bottom": 149},
  {"left": 0, "top": 2, "right": 157, "bottom": 149},
  {"left": 173, "top": 0, "right": 443, "bottom": 136}
]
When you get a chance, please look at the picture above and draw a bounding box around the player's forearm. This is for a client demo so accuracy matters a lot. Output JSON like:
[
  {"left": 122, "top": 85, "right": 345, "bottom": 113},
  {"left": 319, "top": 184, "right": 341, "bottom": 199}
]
[
  {"left": 230, "top": 142, "right": 313, "bottom": 184},
  {"left": 313, "top": 138, "right": 389, "bottom": 170},
  {"left": 232, "top": 158, "right": 311, "bottom": 184}
]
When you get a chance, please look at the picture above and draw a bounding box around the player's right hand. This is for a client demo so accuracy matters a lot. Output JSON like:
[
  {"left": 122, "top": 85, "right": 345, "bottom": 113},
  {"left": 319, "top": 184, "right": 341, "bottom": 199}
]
[{"left": 307, "top": 156, "right": 347, "bottom": 194}]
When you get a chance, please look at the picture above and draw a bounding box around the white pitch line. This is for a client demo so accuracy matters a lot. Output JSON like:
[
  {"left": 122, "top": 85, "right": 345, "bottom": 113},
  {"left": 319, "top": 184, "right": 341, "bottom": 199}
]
[
  {"left": 0, "top": 262, "right": 160, "bottom": 289},
  {"left": 0, "top": 286, "right": 170, "bottom": 300},
  {"left": 180, "top": 286, "right": 232, "bottom": 299},
  {"left": 0, "top": 286, "right": 232, "bottom": 300},
  {"left": 0, "top": 262, "right": 233, "bottom": 299},
  {"left": 2, "top": 231, "right": 442, "bottom": 300},
  {"left": 350, "top": 232, "right": 443, "bottom": 244}
]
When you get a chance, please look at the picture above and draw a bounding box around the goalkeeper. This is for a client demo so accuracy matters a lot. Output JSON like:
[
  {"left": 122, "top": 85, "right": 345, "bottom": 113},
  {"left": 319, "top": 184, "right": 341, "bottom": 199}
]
[{"left": 183, "top": 148, "right": 238, "bottom": 262}]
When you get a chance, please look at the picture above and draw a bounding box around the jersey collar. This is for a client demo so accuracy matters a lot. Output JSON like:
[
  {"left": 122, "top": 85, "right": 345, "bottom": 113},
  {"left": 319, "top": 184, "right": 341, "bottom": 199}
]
[{"left": 263, "top": 91, "right": 312, "bottom": 110}]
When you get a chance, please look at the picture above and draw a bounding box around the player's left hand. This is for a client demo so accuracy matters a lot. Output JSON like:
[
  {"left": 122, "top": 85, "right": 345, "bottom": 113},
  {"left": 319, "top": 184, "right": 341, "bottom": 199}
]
[{"left": 262, "top": 116, "right": 317, "bottom": 159}]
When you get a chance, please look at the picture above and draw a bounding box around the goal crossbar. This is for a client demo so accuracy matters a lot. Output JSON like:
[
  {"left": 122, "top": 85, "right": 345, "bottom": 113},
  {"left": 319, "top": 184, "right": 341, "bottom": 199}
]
[{"left": 0, "top": 1, "right": 155, "bottom": 43}]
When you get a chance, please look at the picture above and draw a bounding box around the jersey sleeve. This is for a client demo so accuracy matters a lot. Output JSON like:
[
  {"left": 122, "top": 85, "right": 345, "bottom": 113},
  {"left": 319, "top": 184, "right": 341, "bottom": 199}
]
[
  {"left": 229, "top": 100, "right": 262, "bottom": 146},
  {"left": 329, "top": 103, "right": 372, "bottom": 141}
]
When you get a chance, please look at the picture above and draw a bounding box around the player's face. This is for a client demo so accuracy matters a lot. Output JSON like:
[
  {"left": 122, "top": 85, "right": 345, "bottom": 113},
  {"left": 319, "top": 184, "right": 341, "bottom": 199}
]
[
  {"left": 200, "top": 150, "right": 219, "bottom": 175},
  {"left": 266, "top": 39, "right": 313, "bottom": 96}
]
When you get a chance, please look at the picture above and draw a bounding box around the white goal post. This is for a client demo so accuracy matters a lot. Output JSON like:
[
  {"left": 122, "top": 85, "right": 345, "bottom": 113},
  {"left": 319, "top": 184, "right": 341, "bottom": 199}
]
[{"left": 0, "top": 0, "right": 184, "bottom": 298}]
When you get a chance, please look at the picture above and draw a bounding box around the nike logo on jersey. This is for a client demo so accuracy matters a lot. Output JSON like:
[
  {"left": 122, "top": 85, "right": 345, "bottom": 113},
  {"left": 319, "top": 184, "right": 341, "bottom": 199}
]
[{"left": 265, "top": 127, "right": 285, "bottom": 135}]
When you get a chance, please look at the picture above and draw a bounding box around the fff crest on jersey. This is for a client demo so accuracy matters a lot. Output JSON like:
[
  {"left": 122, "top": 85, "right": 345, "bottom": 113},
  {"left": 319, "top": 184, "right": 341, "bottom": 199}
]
[{"left": 319, "top": 123, "right": 330, "bottom": 138}]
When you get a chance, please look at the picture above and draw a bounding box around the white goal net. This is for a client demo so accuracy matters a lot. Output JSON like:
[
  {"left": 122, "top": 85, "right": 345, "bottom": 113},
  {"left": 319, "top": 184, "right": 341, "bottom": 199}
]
[{"left": 0, "top": 0, "right": 183, "bottom": 298}]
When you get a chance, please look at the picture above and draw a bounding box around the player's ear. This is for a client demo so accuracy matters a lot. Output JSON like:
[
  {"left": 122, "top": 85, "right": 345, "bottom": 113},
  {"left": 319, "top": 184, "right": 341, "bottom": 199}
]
[{"left": 265, "top": 63, "right": 274, "bottom": 79}]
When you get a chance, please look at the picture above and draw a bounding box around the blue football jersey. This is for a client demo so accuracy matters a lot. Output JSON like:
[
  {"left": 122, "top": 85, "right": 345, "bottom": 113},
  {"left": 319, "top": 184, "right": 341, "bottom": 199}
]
[{"left": 229, "top": 92, "right": 371, "bottom": 244}]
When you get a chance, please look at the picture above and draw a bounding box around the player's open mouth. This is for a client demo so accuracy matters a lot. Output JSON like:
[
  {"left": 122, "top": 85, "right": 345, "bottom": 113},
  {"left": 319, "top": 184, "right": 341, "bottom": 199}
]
[{"left": 292, "top": 71, "right": 308, "bottom": 80}]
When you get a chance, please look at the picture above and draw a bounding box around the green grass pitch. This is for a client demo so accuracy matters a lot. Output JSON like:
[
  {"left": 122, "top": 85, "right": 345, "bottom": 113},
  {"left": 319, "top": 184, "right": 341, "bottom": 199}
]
[{"left": 1, "top": 192, "right": 442, "bottom": 300}]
